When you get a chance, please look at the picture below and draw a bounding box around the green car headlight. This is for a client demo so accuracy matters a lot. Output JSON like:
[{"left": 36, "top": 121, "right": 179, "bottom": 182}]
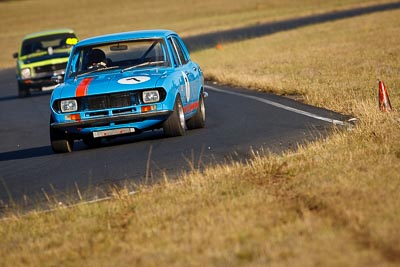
[
  {"left": 21, "top": 68, "right": 31, "bottom": 79},
  {"left": 142, "top": 90, "right": 160, "bottom": 103},
  {"left": 60, "top": 99, "right": 78, "bottom": 113}
]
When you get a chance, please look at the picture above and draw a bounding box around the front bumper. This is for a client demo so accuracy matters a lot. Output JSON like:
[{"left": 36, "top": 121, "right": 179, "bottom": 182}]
[
  {"left": 20, "top": 78, "right": 57, "bottom": 89},
  {"left": 51, "top": 110, "right": 172, "bottom": 129},
  {"left": 20, "top": 71, "right": 64, "bottom": 89}
]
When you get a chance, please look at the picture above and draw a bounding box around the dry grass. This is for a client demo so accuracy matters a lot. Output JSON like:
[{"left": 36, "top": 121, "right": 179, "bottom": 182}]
[
  {"left": 1, "top": 0, "right": 400, "bottom": 266},
  {"left": 193, "top": 7, "right": 400, "bottom": 116},
  {"left": 2, "top": 112, "right": 400, "bottom": 266},
  {"left": 0, "top": 0, "right": 395, "bottom": 68}
]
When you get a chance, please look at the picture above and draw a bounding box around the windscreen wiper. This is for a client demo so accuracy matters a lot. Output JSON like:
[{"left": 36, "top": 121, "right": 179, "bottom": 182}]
[
  {"left": 76, "top": 65, "right": 119, "bottom": 78},
  {"left": 121, "top": 61, "right": 165, "bottom": 73}
]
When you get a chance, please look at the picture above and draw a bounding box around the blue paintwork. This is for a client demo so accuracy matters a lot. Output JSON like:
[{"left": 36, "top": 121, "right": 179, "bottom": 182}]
[{"left": 50, "top": 29, "right": 204, "bottom": 138}]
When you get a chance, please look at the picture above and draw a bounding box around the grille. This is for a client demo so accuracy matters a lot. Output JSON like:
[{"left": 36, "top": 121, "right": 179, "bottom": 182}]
[
  {"left": 34, "top": 63, "right": 67, "bottom": 74},
  {"left": 84, "top": 92, "right": 136, "bottom": 111}
]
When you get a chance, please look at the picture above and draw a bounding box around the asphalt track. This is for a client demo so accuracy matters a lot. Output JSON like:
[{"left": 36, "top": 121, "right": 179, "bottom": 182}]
[
  {"left": 2, "top": 2, "right": 398, "bottom": 210},
  {"left": 0, "top": 68, "right": 348, "bottom": 209},
  {"left": 183, "top": 1, "right": 400, "bottom": 51}
]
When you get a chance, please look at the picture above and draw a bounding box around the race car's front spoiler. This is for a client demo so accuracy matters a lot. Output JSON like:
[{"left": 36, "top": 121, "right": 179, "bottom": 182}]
[{"left": 51, "top": 110, "right": 172, "bottom": 129}]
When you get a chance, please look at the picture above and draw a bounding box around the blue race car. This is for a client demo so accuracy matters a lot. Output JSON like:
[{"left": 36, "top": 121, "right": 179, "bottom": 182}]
[{"left": 49, "top": 30, "right": 206, "bottom": 153}]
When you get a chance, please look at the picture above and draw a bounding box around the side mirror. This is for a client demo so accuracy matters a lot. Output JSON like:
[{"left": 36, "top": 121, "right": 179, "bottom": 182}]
[
  {"left": 51, "top": 74, "right": 64, "bottom": 84},
  {"left": 65, "top": 37, "right": 78, "bottom": 46},
  {"left": 13, "top": 52, "right": 18, "bottom": 59}
]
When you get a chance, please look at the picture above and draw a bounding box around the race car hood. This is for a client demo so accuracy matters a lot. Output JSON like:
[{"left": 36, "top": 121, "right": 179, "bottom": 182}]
[
  {"left": 56, "top": 68, "right": 170, "bottom": 99},
  {"left": 22, "top": 52, "right": 70, "bottom": 64}
]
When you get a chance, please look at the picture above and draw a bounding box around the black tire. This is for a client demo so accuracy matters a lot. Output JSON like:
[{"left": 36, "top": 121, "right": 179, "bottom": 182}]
[
  {"left": 163, "top": 96, "right": 186, "bottom": 137},
  {"left": 50, "top": 116, "right": 74, "bottom": 153},
  {"left": 82, "top": 135, "right": 102, "bottom": 148},
  {"left": 18, "top": 82, "right": 31, "bottom": 98},
  {"left": 186, "top": 93, "right": 206, "bottom": 130}
]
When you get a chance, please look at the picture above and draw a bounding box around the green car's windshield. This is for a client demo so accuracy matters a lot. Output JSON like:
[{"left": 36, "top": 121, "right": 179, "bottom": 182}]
[
  {"left": 21, "top": 33, "right": 77, "bottom": 56},
  {"left": 68, "top": 38, "right": 170, "bottom": 78}
]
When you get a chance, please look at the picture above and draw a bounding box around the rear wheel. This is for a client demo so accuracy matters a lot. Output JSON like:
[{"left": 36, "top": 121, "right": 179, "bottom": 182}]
[
  {"left": 163, "top": 96, "right": 186, "bottom": 137},
  {"left": 186, "top": 93, "right": 206, "bottom": 130},
  {"left": 18, "top": 82, "right": 31, "bottom": 98},
  {"left": 50, "top": 116, "right": 74, "bottom": 153}
]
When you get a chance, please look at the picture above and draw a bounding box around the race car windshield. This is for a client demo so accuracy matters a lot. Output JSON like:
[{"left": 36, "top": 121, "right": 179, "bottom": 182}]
[
  {"left": 68, "top": 39, "right": 171, "bottom": 77},
  {"left": 21, "top": 33, "right": 77, "bottom": 56}
]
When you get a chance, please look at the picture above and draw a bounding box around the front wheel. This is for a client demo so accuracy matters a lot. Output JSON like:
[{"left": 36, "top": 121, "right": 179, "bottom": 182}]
[
  {"left": 50, "top": 116, "right": 74, "bottom": 153},
  {"left": 163, "top": 96, "right": 186, "bottom": 137}
]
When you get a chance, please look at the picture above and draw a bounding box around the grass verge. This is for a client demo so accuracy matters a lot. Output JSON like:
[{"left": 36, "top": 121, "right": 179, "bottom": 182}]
[
  {"left": 0, "top": 0, "right": 396, "bottom": 68},
  {"left": 1, "top": 0, "right": 400, "bottom": 266}
]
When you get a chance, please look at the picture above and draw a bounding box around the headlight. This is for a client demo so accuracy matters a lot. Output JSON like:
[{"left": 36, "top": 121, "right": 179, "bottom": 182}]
[
  {"left": 142, "top": 90, "right": 160, "bottom": 103},
  {"left": 60, "top": 99, "right": 78, "bottom": 113},
  {"left": 21, "top": 68, "right": 31, "bottom": 79}
]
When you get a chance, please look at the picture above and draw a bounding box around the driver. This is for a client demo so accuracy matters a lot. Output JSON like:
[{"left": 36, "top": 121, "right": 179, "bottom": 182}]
[{"left": 86, "top": 49, "right": 107, "bottom": 69}]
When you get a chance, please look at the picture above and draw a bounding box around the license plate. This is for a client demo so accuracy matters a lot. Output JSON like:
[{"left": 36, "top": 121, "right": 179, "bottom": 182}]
[{"left": 93, "top": 128, "right": 135, "bottom": 138}]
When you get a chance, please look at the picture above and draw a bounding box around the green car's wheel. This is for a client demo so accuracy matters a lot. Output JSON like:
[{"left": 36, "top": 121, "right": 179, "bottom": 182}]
[{"left": 18, "top": 82, "right": 31, "bottom": 98}]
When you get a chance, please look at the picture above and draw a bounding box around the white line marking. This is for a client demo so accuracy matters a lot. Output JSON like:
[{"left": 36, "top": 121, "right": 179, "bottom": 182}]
[{"left": 205, "top": 85, "right": 345, "bottom": 126}]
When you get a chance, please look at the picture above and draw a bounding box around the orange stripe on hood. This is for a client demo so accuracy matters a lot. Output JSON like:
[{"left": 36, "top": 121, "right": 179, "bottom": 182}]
[{"left": 76, "top": 77, "right": 94, "bottom": 97}]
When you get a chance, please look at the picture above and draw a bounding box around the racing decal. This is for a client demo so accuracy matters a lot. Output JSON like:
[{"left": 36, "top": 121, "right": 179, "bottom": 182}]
[
  {"left": 75, "top": 77, "right": 94, "bottom": 97},
  {"left": 181, "top": 71, "right": 190, "bottom": 102},
  {"left": 183, "top": 101, "right": 199, "bottom": 114},
  {"left": 118, "top": 76, "right": 150, "bottom": 85}
]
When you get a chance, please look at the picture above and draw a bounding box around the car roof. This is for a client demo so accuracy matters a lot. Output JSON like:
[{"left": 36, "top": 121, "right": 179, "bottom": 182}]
[
  {"left": 76, "top": 29, "right": 177, "bottom": 47},
  {"left": 23, "top": 28, "right": 76, "bottom": 40}
]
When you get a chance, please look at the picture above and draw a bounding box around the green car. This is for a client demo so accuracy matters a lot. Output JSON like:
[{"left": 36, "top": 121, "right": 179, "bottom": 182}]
[{"left": 13, "top": 29, "right": 78, "bottom": 97}]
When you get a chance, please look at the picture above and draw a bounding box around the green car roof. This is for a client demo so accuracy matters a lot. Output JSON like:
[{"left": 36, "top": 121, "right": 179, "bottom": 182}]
[{"left": 22, "top": 28, "right": 76, "bottom": 41}]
